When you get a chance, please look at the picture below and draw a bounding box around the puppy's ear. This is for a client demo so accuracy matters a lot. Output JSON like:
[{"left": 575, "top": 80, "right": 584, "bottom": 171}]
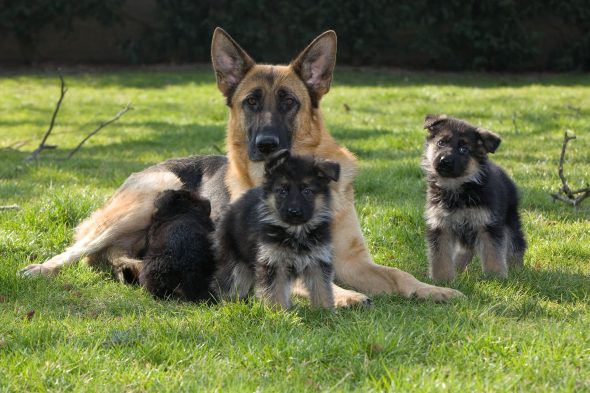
[
  {"left": 315, "top": 159, "right": 340, "bottom": 182},
  {"left": 423, "top": 114, "right": 448, "bottom": 132},
  {"left": 154, "top": 190, "right": 178, "bottom": 210},
  {"left": 477, "top": 127, "right": 502, "bottom": 153},
  {"left": 211, "top": 27, "right": 255, "bottom": 99},
  {"left": 291, "top": 31, "right": 337, "bottom": 105},
  {"left": 264, "top": 149, "right": 291, "bottom": 173}
]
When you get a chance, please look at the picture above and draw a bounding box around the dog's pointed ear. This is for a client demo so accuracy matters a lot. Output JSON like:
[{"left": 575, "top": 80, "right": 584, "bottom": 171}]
[
  {"left": 211, "top": 27, "right": 255, "bottom": 98},
  {"left": 315, "top": 159, "right": 340, "bottom": 182},
  {"left": 264, "top": 149, "right": 291, "bottom": 173},
  {"left": 423, "top": 114, "right": 447, "bottom": 132},
  {"left": 291, "top": 31, "right": 337, "bottom": 104},
  {"left": 477, "top": 128, "right": 502, "bottom": 153}
]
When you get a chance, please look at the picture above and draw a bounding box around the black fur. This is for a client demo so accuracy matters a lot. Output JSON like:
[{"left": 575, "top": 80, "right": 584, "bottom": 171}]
[
  {"left": 158, "top": 155, "right": 229, "bottom": 222},
  {"left": 212, "top": 151, "right": 339, "bottom": 309},
  {"left": 422, "top": 115, "right": 526, "bottom": 280},
  {"left": 139, "top": 190, "right": 216, "bottom": 301}
]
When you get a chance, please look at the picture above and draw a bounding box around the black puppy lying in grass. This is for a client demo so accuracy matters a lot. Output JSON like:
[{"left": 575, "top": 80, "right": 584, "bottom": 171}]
[
  {"left": 139, "top": 189, "right": 216, "bottom": 301},
  {"left": 212, "top": 150, "right": 340, "bottom": 310},
  {"left": 422, "top": 114, "right": 527, "bottom": 281}
]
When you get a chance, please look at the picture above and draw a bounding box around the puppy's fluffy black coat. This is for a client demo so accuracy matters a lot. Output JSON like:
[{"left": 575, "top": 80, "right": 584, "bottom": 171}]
[
  {"left": 139, "top": 189, "right": 216, "bottom": 301},
  {"left": 212, "top": 150, "right": 340, "bottom": 309},
  {"left": 422, "top": 114, "right": 526, "bottom": 281}
]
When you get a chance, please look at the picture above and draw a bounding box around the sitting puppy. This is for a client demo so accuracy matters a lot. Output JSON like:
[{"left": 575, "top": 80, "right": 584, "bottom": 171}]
[
  {"left": 212, "top": 150, "right": 340, "bottom": 310},
  {"left": 139, "top": 189, "right": 216, "bottom": 301},
  {"left": 422, "top": 114, "right": 526, "bottom": 281}
]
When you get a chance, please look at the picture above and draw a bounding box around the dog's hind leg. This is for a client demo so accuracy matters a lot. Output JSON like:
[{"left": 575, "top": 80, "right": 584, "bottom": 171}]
[
  {"left": 19, "top": 170, "right": 182, "bottom": 278},
  {"left": 478, "top": 227, "right": 508, "bottom": 279},
  {"left": 107, "top": 247, "right": 143, "bottom": 284}
]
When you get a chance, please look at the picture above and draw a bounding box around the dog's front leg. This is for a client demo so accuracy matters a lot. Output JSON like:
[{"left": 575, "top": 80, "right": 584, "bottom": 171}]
[
  {"left": 426, "top": 227, "right": 456, "bottom": 281},
  {"left": 331, "top": 201, "right": 464, "bottom": 301},
  {"left": 255, "top": 263, "right": 292, "bottom": 309},
  {"left": 302, "top": 261, "right": 335, "bottom": 309}
]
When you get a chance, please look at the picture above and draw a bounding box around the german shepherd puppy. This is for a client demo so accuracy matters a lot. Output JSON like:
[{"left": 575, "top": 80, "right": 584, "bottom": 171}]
[
  {"left": 213, "top": 150, "right": 339, "bottom": 309},
  {"left": 20, "top": 28, "right": 463, "bottom": 305},
  {"left": 422, "top": 114, "right": 526, "bottom": 281},
  {"left": 139, "top": 190, "right": 216, "bottom": 301}
]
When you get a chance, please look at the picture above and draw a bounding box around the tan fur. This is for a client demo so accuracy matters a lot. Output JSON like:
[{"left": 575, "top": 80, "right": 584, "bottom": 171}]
[
  {"left": 20, "top": 170, "right": 182, "bottom": 277},
  {"left": 477, "top": 230, "right": 508, "bottom": 278}
]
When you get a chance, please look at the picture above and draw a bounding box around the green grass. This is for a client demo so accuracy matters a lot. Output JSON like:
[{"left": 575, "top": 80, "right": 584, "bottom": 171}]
[{"left": 1, "top": 67, "right": 589, "bottom": 392}]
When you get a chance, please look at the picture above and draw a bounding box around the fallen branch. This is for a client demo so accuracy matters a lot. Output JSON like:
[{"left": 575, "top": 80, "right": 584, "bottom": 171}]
[
  {"left": 1, "top": 140, "right": 30, "bottom": 151},
  {"left": 66, "top": 103, "right": 133, "bottom": 159},
  {"left": 26, "top": 73, "right": 67, "bottom": 162},
  {"left": 511, "top": 111, "right": 519, "bottom": 133},
  {"left": 0, "top": 205, "right": 20, "bottom": 211},
  {"left": 550, "top": 130, "right": 590, "bottom": 209}
]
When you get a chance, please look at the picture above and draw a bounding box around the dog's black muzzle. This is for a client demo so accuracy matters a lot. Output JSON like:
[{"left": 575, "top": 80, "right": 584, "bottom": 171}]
[
  {"left": 248, "top": 128, "right": 291, "bottom": 161},
  {"left": 435, "top": 155, "right": 462, "bottom": 177}
]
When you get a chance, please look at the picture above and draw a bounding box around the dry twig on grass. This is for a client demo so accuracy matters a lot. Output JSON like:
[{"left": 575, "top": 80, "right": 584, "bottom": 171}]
[
  {"left": 66, "top": 103, "right": 133, "bottom": 159},
  {"left": 550, "top": 130, "right": 590, "bottom": 210},
  {"left": 26, "top": 73, "right": 67, "bottom": 162}
]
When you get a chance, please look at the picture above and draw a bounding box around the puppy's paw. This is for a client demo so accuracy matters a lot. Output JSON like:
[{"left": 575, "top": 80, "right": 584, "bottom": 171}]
[
  {"left": 413, "top": 284, "right": 465, "bottom": 302},
  {"left": 18, "top": 264, "right": 56, "bottom": 278}
]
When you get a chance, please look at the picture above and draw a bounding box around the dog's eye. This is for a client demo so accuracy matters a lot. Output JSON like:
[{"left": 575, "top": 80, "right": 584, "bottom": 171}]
[
  {"left": 459, "top": 146, "right": 470, "bottom": 154},
  {"left": 284, "top": 97, "right": 295, "bottom": 106},
  {"left": 246, "top": 97, "right": 257, "bottom": 107},
  {"left": 276, "top": 187, "right": 288, "bottom": 198},
  {"left": 437, "top": 140, "right": 448, "bottom": 147},
  {"left": 302, "top": 188, "right": 313, "bottom": 198}
]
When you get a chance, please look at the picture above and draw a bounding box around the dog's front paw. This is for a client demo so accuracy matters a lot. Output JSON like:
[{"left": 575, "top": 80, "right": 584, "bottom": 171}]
[
  {"left": 333, "top": 287, "right": 372, "bottom": 307},
  {"left": 18, "top": 264, "right": 56, "bottom": 278},
  {"left": 413, "top": 284, "right": 464, "bottom": 302}
]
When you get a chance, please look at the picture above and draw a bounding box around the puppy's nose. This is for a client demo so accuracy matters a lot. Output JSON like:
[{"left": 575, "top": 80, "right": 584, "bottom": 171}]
[
  {"left": 439, "top": 155, "right": 453, "bottom": 167},
  {"left": 256, "top": 135, "right": 279, "bottom": 155},
  {"left": 287, "top": 208, "right": 303, "bottom": 218}
]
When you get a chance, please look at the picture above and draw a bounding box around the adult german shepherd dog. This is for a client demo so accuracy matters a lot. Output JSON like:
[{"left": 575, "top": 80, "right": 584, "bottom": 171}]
[{"left": 20, "top": 28, "right": 463, "bottom": 305}]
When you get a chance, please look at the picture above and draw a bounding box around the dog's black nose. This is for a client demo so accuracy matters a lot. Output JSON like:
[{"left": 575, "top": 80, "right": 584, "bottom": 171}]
[
  {"left": 439, "top": 155, "right": 453, "bottom": 167},
  {"left": 287, "top": 208, "right": 303, "bottom": 218},
  {"left": 256, "top": 135, "right": 280, "bottom": 155}
]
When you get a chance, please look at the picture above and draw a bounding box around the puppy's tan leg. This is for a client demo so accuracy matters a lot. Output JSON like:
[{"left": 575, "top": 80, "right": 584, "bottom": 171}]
[
  {"left": 427, "top": 228, "right": 456, "bottom": 282},
  {"left": 454, "top": 246, "right": 474, "bottom": 273},
  {"left": 478, "top": 230, "right": 508, "bottom": 279},
  {"left": 256, "top": 265, "right": 292, "bottom": 309},
  {"left": 302, "top": 262, "right": 334, "bottom": 309},
  {"left": 332, "top": 202, "right": 464, "bottom": 301}
]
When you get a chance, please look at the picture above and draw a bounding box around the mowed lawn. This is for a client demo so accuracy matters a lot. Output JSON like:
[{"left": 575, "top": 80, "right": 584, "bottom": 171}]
[{"left": 0, "top": 67, "right": 589, "bottom": 392}]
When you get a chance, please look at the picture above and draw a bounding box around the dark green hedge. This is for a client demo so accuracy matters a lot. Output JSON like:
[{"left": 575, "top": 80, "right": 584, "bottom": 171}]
[
  {"left": 3, "top": 0, "right": 590, "bottom": 70},
  {"left": 131, "top": 0, "right": 590, "bottom": 71}
]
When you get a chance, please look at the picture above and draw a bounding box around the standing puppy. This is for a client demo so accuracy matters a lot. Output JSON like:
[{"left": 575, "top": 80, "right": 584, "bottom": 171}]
[
  {"left": 422, "top": 115, "right": 526, "bottom": 281},
  {"left": 213, "top": 150, "right": 339, "bottom": 310},
  {"left": 139, "top": 190, "right": 216, "bottom": 301}
]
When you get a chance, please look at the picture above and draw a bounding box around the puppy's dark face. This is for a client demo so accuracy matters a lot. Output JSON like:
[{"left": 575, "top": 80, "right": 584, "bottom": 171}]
[
  {"left": 423, "top": 114, "right": 501, "bottom": 180},
  {"left": 262, "top": 150, "right": 339, "bottom": 226}
]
